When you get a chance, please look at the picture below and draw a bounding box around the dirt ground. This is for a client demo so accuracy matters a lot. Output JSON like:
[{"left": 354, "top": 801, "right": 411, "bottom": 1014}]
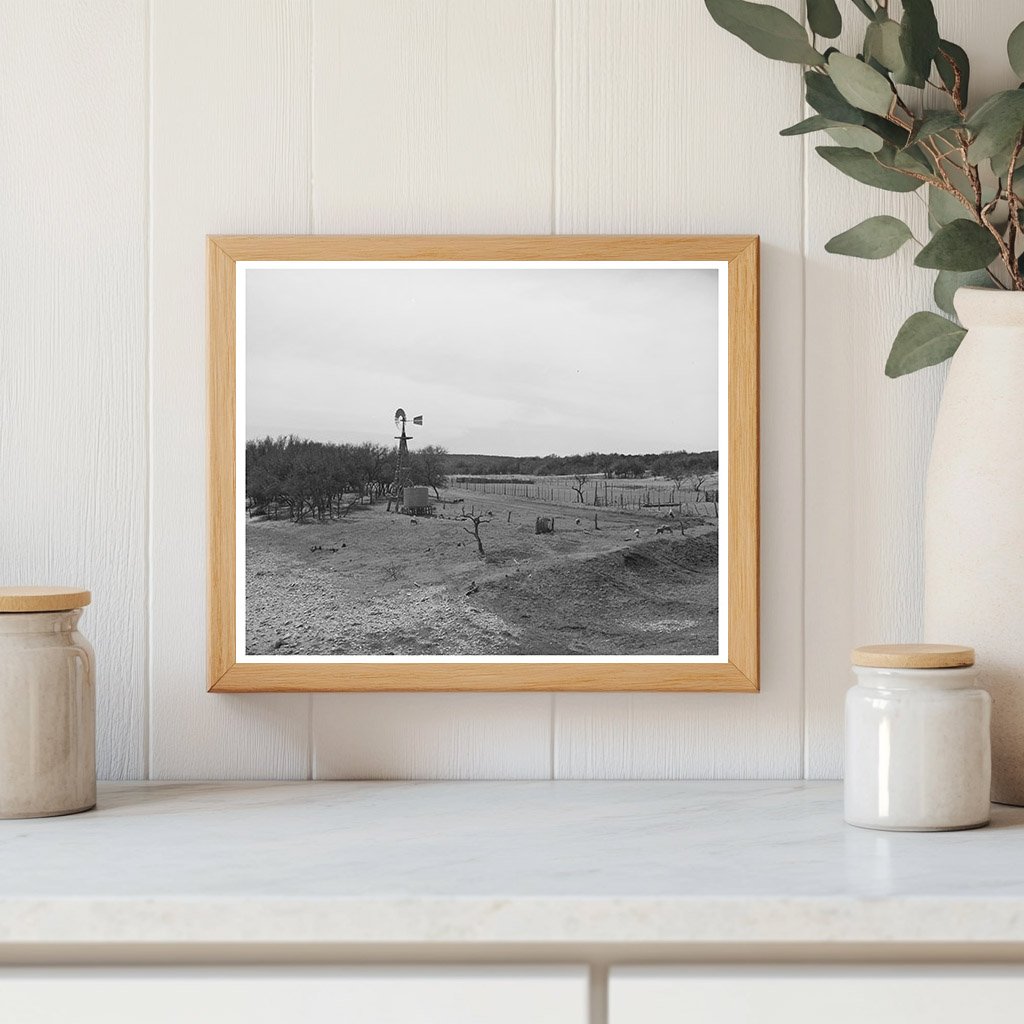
[{"left": 245, "top": 486, "right": 719, "bottom": 657}]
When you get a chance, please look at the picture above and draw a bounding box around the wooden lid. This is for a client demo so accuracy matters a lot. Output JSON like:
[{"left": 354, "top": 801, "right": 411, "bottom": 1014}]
[
  {"left": 0, "top": 587, "right": 91, "bottom": 613},
  {"left": 851, "top": 643, "right": 974, "bottom": 669}
]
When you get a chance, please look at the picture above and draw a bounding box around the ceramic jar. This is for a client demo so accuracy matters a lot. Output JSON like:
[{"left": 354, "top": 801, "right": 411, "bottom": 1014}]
[
  {"left": 924, "top": 288, "right": 1024, "bottom": 805},
  {"left": 0, "top": 587, "right": 95, "bottom": 818},
  {"left": 844, "top": 644, "right": 990, "bottom": 832}
]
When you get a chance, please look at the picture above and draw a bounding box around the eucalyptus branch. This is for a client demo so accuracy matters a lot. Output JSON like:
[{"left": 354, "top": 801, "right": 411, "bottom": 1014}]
[
  {"left": 980, "top": 204, "right": 1020, "bottom": 288},
  {"left": 928, "top": 134, "right": 967, "bottom": 170},
  {"left": 893, "top": 93, "right": 916, "bottom": 121},
  {"left": 919, "top": 139, "right": 954, "bottom": 187},
  {"left": 705, "top": 0, "right": 1024, "bottom": 375},
  {"left": 1007, "top": 137, "right": 1024, "bottom": 287},
  {"left": 935, "top": 47, "right": 966, "bottom": 116},
  {"left": 962, "top": 147, "right": 984, "bottom": 211}
]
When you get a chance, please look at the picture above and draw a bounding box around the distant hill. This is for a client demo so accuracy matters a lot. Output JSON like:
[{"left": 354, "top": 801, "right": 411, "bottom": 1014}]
[{"left": 445, "top": 450, "right": 718, "bottom": 479}]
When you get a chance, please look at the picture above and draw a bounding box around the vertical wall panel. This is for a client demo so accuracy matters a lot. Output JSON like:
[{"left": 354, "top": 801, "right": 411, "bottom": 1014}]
[
  {"left": 308, "top": 0, "right": 556, "bottom": 779},
  {"left": 0, "top": 1, "right": 148, "bottom": 779},
  {"left": 551, "top": 0, "right": 806, "bottom": 777},
  {"left": 803, "top": 2, "right": 1024, "bottom": 778},
  {"left": 148, "top": 0, "right": 312, "bottom": 778}
]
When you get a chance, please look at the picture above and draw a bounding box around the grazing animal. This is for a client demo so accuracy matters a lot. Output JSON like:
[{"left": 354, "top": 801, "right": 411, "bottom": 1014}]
[
  {"left": 535, "top": 516, "right": 555, "bottom": 535},
  {"left": 410, "top": 518, "right": 418, "bottom": 525},
  {"left": 633, "top": 528, "right": 641, "bottom": 539},
  {"left": 656, "top": 525, "right": 673, "bottom": 535},
  {"left": 575, "top": 518, "right": 581, "bottom": 526}
]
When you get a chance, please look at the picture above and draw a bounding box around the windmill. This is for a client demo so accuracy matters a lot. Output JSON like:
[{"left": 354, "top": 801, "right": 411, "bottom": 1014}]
[{"left": 392, "top": 407, "right": 424, "bottom": 500}]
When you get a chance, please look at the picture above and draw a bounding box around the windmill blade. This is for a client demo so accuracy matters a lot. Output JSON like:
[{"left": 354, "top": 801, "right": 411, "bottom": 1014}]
[
  {"left": 394, "top": 408, "right": 406, "bottom": 429},
  {"left": 412, "top": 415, "right": 423, "bottom": 425}
]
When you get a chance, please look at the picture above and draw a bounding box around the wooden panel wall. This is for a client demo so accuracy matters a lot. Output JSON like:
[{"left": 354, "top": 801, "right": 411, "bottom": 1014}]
[
  {"left": 549, "top": 0, "right": 805, "bottom": 778},
  {"left": 308, "top": 0, "right": 556, "bottom": 779},
  {"left": 0, "top": 1, "right": 148, "bottom": 779},
  {"left": 4, "top": 0, "right": 1018, "bottom": 779},
  {"left": 148, "top": 0, "right": 312, "bottom": 777}
]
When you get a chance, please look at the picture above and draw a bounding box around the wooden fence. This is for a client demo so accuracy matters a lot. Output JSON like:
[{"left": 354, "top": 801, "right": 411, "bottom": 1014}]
[{"left": 454, "top": 478, "right": 719, "bottom": 512}]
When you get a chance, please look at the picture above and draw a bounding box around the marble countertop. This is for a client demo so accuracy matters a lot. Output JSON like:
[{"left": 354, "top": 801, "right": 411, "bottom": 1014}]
[{"left": 2, "top": 780, "right": 1024, "bottom": 948}]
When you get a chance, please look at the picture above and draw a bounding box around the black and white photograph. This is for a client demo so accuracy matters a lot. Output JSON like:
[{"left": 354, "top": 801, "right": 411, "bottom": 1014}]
[{"left": 240, "top": 262, "right": 725, "bottom": 660}]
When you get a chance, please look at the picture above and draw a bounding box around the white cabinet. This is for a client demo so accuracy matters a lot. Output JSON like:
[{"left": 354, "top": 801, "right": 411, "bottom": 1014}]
[
  {"left": 0, "top": 967, "right": 588, "bottom": 1024},
  {"left": 609, "top": 967, "right": 1024, "bottom": 1024}
]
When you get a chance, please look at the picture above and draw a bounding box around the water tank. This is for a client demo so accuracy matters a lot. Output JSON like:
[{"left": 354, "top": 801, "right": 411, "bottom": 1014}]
[{"left": 403, "top": 485, "right": 430, "bottom": 508}]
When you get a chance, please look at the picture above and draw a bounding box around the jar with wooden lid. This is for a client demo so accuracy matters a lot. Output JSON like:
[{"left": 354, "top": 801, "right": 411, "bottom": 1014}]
[
  {"left": 845, "top": 644, "right": 990, "bottom": 831},
  {"left": 0, "top": 587, "right": 95, "bottom": 818}
]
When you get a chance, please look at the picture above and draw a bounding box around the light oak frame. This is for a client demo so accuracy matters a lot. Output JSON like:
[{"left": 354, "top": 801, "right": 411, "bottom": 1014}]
[{"left": 208, "top": 235, "right": 759, "bottom": 692}]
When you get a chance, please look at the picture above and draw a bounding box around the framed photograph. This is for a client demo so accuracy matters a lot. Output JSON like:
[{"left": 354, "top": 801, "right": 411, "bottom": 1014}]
[{"left": 208, "top": 236, "right": 758, "bottom": 692}]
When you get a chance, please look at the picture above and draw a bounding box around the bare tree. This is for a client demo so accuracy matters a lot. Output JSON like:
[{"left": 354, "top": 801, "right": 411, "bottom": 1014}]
[
  {"left": 672, "top": 475, "right": 688, "bottom": 505},
  {"left": 692, "top": 474, "right": 708, "bottom": 500},
  {"left": 461, "top": 513, "right": 491, "bottom": 557},
  {"left": 571, "top": 473, "right": 587, "bottom": 503}
]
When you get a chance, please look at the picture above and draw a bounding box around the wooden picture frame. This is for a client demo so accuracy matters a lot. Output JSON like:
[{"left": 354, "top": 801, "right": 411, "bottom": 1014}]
[{"left": 208, "top": 235, "right": 759, "bottom": 692}]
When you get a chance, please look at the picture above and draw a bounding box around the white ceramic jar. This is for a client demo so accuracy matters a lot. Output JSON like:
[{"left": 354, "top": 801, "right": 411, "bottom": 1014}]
[
  {"left": 0, "top": 587, "right": 95, "bottom": 818},
  {"left": 844, "top": 644, "right": 990, "bottom": 832}
]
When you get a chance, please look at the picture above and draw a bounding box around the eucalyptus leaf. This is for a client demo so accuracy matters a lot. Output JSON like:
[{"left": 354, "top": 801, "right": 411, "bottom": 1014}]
[
  {"left": 864, "top": 19, "right": 905, "bottom": 75},
  {"left": 967, "top": 89, "right": 1024, "bottom": 163},
  {"left": 780, "top": 114, "right": 834, "bottom": 136},
  {"left": 825, "top": 215, "right": 914, "bottom": 259},
  {"left": 826, "top": 125, "right": 884, "bottom": 152},
  {"left": 785, "top": 112, "right": 888, "bottom": 152},
  {"left": 990, "top": 130, "right": 1024, "bottom": 180},
  {"left": 827, "top": 52, "right": 894, "bottom": 116},
  {"left": 935, "top": 40, "right": 970, "bottom": 106},
  {"left": 807, "top": 0, "right": 841, "bottom": 39},
  {"left": 892, "top": 67, "right": 927, "bottom": 89},
  {"left": 817, "top": 145, "right": 923, "bottom": 191},
  {"left": 1009, "top": 21, "right": 1024, "bottom": 80},
  {"left": 878, "top": 143, "right": 933, "bottom": 176},
  {"left": 914, "top": 220, "right": 1001, "bottom": 271},
  {"left": 907, "top": 111, "right": 963, "bottom": 147},
  {"left": 885, "top": 311, "right": 966, "bottom": 378},
  {"left": 933, "top": 270, "right": 992, "bottom": 318},
  {"left": 928, "top": 185, "right": 970, "bottom": 227},
  {"left": 705, "top": 0, "right": 825, "bottom": 64},
  {"left": 862, "top": 112, "right": 910, "bottom": 148},
  {"left": 899, "top": 0, "right": 940, "bottom": 83},
  {"left": 805, "top": 70, "right": 868, "bottom": 124}
]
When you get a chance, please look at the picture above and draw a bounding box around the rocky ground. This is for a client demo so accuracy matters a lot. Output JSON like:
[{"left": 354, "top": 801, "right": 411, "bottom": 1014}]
[{"left": 245, "top": 491, "right": 719, "bottom": 657}]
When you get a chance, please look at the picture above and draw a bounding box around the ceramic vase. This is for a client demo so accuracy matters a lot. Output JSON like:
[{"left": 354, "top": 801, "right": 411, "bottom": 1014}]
[{"left": 924, "top": 287, "right": 1024, "bottom": 805}]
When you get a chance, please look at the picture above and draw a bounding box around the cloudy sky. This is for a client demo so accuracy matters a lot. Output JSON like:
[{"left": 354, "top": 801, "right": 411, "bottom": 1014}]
[{"left": 244, "top": 264, "right": 719, "bottom": 456}]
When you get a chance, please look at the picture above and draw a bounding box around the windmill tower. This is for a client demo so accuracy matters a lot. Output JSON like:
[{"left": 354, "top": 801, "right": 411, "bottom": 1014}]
[{"left": 392, "top": 407, "right": 423, "bottom": 501}]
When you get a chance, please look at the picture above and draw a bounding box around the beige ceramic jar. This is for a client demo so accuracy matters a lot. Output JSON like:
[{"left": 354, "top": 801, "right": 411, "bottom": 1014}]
[{"left": 0, "top": 587, "right": 95, "bottom": 818}]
